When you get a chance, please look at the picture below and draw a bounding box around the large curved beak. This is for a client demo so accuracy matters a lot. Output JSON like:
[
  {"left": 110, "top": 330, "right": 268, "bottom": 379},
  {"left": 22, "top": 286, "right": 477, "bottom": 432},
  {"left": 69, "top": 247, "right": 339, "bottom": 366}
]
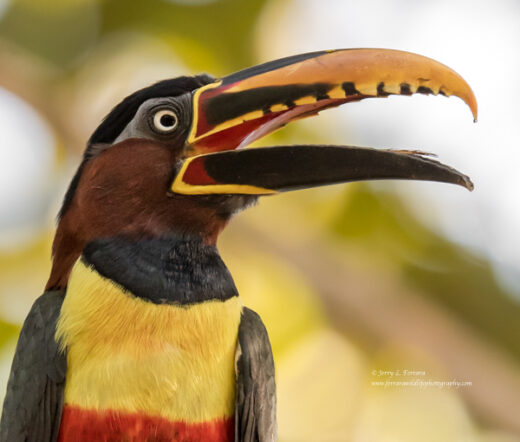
[{"left": 173, "top": 48, "right": 476, "bottom": 195}]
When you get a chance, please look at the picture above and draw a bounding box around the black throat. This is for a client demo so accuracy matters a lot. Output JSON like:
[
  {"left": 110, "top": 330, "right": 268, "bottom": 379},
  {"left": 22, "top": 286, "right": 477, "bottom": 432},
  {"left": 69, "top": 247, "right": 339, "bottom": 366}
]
[{"left": 81, "top": 236, "right": 238, "bottom": 305}]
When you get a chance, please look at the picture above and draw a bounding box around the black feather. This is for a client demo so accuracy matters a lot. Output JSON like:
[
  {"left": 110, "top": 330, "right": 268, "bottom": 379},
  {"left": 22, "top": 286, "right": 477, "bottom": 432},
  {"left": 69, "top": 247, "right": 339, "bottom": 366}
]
[{"left": 87, "top": 75, "right": 215, "bottom": 146}]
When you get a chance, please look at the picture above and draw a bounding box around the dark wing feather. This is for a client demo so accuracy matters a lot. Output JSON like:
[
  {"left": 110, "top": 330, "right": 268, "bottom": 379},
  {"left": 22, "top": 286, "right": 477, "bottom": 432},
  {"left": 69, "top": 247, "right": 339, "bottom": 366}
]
[
  {"left": 235, "top": 307, "right": 276, "bottom": 442},
  {"left": 0, "top": 291, "right": 67, "bottom": 442}
]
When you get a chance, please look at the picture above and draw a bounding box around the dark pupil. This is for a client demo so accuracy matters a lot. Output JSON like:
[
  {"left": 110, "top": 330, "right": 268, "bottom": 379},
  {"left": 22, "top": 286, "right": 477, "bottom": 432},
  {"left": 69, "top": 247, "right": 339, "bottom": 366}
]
[{"left": 160, "top": 114, "right": 175, "bottom": 128}]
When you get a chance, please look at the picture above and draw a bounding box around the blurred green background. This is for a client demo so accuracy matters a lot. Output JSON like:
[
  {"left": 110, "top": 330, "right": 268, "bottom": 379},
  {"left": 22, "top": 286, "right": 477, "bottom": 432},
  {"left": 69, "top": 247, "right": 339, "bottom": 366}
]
[{"left": 1, "top": 0, "right": 519, "bottom": 441}]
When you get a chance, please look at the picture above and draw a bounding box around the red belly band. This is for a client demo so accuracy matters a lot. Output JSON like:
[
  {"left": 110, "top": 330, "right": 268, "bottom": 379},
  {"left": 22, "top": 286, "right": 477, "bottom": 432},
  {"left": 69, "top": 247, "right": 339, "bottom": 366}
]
[{"left": 58, "top": 405, "right": 234, "bottom": 442}]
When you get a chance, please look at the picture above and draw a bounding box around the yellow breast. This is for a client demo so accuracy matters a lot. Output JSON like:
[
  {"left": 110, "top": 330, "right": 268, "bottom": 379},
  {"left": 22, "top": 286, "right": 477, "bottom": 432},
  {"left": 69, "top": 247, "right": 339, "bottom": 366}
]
[{"left": 56, "top": 258, "right": 242, "bottom": 423}]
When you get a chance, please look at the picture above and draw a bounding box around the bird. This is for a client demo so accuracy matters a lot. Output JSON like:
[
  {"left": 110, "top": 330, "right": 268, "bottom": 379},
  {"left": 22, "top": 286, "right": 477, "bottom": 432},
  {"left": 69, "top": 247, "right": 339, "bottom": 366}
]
[{"left": 0, "top": 48, "right": 477, "bottom": 442}]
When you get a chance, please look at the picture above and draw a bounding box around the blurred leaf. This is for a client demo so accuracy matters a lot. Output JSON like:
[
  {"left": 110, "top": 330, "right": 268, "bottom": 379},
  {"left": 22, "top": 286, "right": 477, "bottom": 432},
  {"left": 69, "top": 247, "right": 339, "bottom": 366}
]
[
  {"left": 0, "top": 321, "right": 18, "bottom": 350},
  {"left": 357, "top": 385, "right": 475, "bottom": 442},
  {"left": 99, "top": 0, "right": 269, "bottom": 73},
  {"left": 0, "top": 231, "right": 52, "bottom": 324},
  {"left": 0, "top": 1, "right": 100, "bottom": 67},
  {"left": 331, "top": 184, "right": 520, "bottom": 362},
  {"left": 159, "top": 33, "right": 223, "bottom": 74},
  {"left": 220, "top": 233, "right": 326, "bottom": 357},
  {"left": 277, "top": 328, "right": 364, "bottom": 441}
]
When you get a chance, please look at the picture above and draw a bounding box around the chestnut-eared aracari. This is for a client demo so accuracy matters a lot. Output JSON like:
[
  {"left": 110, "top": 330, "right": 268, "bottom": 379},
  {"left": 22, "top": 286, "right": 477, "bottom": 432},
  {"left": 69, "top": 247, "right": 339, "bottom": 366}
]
[{"left": 0, "top": 48, "right": 476, "bottom": 442}]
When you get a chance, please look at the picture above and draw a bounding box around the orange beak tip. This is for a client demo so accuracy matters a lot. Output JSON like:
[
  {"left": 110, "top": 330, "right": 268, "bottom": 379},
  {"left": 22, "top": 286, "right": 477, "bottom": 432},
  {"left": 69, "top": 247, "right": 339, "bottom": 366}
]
[{"left": 189, "top": 48, "right": 479, "bottom": 151}]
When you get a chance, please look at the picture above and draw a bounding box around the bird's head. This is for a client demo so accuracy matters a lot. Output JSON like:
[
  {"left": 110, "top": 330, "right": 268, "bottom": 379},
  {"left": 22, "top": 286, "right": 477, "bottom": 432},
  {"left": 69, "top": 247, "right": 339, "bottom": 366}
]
[{"left": 47, "top": 48, "right": 477, "bottom": 290}]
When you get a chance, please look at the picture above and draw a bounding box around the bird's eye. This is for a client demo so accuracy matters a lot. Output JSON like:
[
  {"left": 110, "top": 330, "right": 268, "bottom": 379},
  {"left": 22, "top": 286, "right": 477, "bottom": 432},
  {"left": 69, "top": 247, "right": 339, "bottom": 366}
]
[{"left": 152, "top": 109, "right": 178, "bottom": 133}]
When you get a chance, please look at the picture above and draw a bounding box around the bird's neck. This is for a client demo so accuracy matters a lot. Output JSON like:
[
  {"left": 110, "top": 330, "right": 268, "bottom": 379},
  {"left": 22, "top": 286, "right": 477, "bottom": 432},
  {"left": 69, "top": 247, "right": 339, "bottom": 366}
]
[
  {"left": 79, "top": 235, "right": 238, "bottom": 305},
  {"left": 76, "top": 237, "right": 238, "bottom": 305},
  {"left": 46, "top": 194, "right": 230, "bottom": 292}
]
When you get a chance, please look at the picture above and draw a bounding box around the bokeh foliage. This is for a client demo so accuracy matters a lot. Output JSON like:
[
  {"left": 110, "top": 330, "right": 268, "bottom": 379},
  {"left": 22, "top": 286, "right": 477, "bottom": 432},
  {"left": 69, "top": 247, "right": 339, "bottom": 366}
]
[{"left": 332, "top": 184, "right": 520, "bottom": 362}]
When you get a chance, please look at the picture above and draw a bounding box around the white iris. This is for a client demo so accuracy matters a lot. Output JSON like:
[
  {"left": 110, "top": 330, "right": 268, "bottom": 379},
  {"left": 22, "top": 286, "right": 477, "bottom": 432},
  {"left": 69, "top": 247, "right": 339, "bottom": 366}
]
[{"left": 153, "top": 109, "right": 178, "bottom": 133}]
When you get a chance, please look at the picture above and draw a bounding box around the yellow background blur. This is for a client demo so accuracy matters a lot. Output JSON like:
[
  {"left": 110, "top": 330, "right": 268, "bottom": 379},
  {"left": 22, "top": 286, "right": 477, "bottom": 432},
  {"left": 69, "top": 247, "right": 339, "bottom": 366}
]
[{"left": 1, "top": 0, "right": 519, "bottom": 441}]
